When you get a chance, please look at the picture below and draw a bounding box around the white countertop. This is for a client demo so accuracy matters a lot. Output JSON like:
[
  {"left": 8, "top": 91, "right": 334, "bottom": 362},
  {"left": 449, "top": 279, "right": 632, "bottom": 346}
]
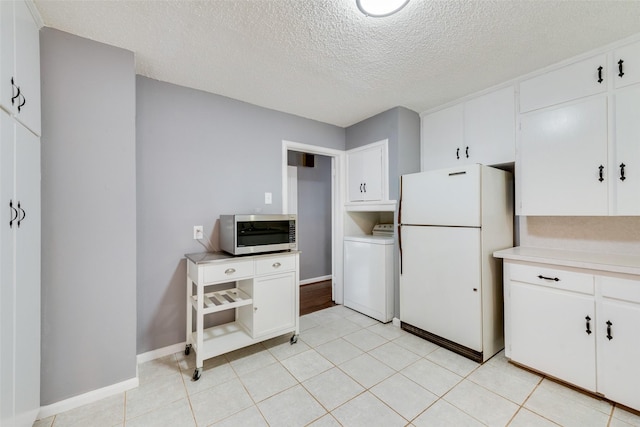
[
  {"left": 185, "top": 250, "right": 300, "bottom": 265},
  {"left": 493, "top": 246, "right": 640, "bottom": 276}
]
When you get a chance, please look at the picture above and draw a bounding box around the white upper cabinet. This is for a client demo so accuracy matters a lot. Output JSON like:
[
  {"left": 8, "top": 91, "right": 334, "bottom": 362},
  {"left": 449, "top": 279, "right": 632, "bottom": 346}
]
[
  {"left": 421, "top": 104, "right": 463, "bottom": 171},
  {"left": 464, "top": 86, "right": 515, "bottom": 166},
  {"left": 0, "top": 1, "right": 16, "bottom": 115},
  {"left": 421, "top": 86, "right": 515, "bottom": 171},
  {"left": 347, "top": 141, "right": 386, "bottom": 202},
  {"left": 520, "top": 54, "right": 607, "bottom": 113},
  {"left": 519, "top": 97, "right": 608, "bottom": 216},
  {"left": 518, "top": 38, "right": 640, "bottom": 216},
  {"left": 613, "top": 39, "right": 640, "bottom": 89},
  {"left": 613, "top": 84, "right": 640, "bottom": 215},
  {"left": 0, "top": 1, "right": 40, "bottom": 136}
]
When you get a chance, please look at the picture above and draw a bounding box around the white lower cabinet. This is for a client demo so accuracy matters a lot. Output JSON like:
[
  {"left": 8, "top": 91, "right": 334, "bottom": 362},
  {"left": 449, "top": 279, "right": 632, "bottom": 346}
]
[
  {"left": 502, "top": 253, "right": 640, "bottom": 412},
  {"left": 185, "top": 251, "right": 299, "bottom": 380},
  {"left": 239, "top": 272, "right": 296, "bottom": 338},
  {"left": 510, "top": 279, "right": 596, "bottom": 391},
  {"left": 597, "top": 276, "right": 640, "bottom": 410}
]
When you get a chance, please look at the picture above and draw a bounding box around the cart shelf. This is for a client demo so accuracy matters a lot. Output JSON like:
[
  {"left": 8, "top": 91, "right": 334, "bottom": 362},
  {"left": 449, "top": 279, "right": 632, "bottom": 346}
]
[{"left": 190, "top": 288, "right": 253, "bottom": 315}]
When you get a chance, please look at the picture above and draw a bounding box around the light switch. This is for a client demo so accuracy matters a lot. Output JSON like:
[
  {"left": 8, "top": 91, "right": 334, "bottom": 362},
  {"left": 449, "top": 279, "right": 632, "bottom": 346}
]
[{"left": 265, "top": 192, "right": 272, "bottom": 204}]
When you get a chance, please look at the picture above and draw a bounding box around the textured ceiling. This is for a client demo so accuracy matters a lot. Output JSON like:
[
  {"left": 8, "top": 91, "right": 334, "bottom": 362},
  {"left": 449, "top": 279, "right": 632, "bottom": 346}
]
[{"left": 34, "top": 0, "right": 640, "bottom": 127}]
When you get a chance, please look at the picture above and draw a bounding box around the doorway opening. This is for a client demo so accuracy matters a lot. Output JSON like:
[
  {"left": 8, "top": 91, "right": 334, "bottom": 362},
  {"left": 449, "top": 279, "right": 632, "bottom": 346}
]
[{"left": 282, "top": 141, "right": 345, "bottom": 305}]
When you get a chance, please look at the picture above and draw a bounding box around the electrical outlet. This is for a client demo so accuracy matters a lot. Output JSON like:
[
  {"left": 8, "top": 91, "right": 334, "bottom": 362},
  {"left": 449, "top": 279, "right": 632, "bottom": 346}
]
[
  {"left": 265, "top": 192, "right": 272, "bottom": 204},
  {"left": 193, "top": 225, "right": 204, "bottom": 240}
]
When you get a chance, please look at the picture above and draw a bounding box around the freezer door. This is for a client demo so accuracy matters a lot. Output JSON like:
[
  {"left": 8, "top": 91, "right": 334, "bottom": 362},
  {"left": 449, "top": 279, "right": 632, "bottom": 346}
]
[
  {"left": 400, "top": 165, "right": 481, "bottom": 227},
  {"left": 399, "top": 225, "right": 482, "bottom": 351}
]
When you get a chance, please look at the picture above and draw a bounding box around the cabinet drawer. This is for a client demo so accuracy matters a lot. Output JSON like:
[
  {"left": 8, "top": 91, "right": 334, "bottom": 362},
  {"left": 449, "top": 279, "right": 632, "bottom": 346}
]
[
  {"left": 203, "top": 260, "right": 254, "bottom": 283},
  {"left": 256, "top": 255, "right": 296, "bottom": 275},
  {"left": 509, "top": 263, "right": 594, "bottom": 295},
  {"left": 600, "top": 276, "right": 640, "bottom": 303},
  {"left": 520, "top": 54, "right": 607, "bottom": 113}
]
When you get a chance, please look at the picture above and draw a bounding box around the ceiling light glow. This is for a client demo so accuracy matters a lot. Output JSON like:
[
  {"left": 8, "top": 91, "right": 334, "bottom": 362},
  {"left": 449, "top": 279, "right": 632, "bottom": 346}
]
[{"left": 356, "top": 0, "right": 409, "bottom": 17}]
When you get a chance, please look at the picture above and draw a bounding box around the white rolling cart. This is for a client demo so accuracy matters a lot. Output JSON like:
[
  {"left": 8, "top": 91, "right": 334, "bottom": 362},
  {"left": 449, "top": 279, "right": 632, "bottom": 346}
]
[{"left": 185, "top": 251, "right": 300, "bottom": 380}]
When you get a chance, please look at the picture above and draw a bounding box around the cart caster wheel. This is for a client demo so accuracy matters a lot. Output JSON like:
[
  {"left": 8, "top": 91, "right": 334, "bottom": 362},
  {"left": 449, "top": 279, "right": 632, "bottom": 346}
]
[
  {"left": 184, "top": 344, "right": 192, "bottom": 356},
  {"left": 192, "top": 368, "right": 201, "bottom": 381},
  {"left": 290, "top": 334, "right": 298, "bottom": 344}
]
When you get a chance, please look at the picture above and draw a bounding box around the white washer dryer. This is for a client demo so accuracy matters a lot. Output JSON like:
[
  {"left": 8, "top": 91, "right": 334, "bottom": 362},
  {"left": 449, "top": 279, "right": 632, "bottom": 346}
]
[{"left": 343, "top": 226, "right": 394, "bottom": 323}]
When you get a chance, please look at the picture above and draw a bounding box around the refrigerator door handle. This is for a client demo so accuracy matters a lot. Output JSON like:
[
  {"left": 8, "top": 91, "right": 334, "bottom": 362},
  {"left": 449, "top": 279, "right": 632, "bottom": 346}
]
[
  {"left": 398, "top": 176, "right": 403, "bottom": 225},
  {"left": 398, "top": 175, "right": 403, "bottom": 275},
  {"left": 398, "top": 225, "right": 403, "bottom": 275}
]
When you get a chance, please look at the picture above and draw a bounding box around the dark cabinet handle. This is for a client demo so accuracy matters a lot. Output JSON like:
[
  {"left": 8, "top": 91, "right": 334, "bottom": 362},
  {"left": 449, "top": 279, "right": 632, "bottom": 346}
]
[
  {"left": 363, "top": 183, "right": 366, "bottom": 193},
  {"left": 538, "top": 275, "right": 559, "bottom": 282},
  {"left": 606, "top": 320, "right": 613, "bottom": 340},
  {"left": 585, "top": 316, "right": 592, "bottom": 335},
  {"left": 620, "top": 163, "right": 626, "bottom": 181},
  {"left": 16, "top": 202, "right": 25, "bottom": 228},
  {"left": 598, "top": 165, "right": 604, "bottom": 182},
  {"left": 456, "top": 147, "right": 460, "bottom": 159},
  {"left": 17, "top": 93, "right": 26, "bottom": 112},
  {"left": 359, "top": 183, "right": 363, "bottom": 193},
  {"left": 465, "top": 146, "right": 469, "bottom": 158},
  {"left": 11, "top": 77, "right": 20, "bottom": 105},
  {"left": 597, "top": 66, "right": 603, "bottom": 83},
  {"left": 618, "top": 59, "right": 624, "bottom": 78},
  {"left": 9, "top": 200, "right": 18, "bottom": 228}
]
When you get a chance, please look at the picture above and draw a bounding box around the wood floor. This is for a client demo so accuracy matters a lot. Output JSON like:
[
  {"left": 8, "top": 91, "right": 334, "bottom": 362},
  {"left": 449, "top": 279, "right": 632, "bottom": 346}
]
[{"left": 300, "top": 280, "right": 336, "bottom": 316}]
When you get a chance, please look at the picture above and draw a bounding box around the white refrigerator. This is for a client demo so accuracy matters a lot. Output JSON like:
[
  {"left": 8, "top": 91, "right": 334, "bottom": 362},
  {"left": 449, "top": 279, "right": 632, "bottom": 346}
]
[{"left": 398, "top": 164, "right": 513, "bottom": 362}]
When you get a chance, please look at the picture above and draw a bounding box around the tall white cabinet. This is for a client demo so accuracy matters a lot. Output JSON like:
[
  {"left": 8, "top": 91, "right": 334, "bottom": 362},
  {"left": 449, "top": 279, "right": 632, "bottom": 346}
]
[{"left": 0, "top": 2, "right": 41, "bottom": 426}]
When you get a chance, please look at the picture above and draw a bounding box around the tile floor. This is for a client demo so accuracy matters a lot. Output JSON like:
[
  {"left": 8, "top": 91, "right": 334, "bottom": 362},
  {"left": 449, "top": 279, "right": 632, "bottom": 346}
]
[{"left": 34, "top": 305, "right": 640, "bottom": 427}]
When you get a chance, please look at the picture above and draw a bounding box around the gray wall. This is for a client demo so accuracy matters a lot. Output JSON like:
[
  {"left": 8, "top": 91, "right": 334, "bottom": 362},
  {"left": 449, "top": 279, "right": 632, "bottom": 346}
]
[
  {"left": 345, "top": 106, "right": 420, "bottom": 317},
  {"left": 296, "top": 155, "right": 332, "bottom": 281},
  {"left": 136, "top": 76, "right": 344, "bottom": 353},
  {"left": 40, "top": 28, "right": 137, "bottom": 404}
]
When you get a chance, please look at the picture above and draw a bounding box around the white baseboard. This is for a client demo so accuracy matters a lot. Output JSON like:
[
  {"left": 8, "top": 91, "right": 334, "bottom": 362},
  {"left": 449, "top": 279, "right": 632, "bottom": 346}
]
[
  {"left": 37, "top": 342, "right": 189, "bottom": 420},
  {"left": 38, "top": 377, "right": 138, "bottom": 419},
  {"left": 392, "top": 317, "right": 401, "bottom": 327},
  {"left": 300, "top": 275, "right": 332, "bottom": 286},
  {"left": 136, "top": 342, "right": 186, "bottom": 364}
]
